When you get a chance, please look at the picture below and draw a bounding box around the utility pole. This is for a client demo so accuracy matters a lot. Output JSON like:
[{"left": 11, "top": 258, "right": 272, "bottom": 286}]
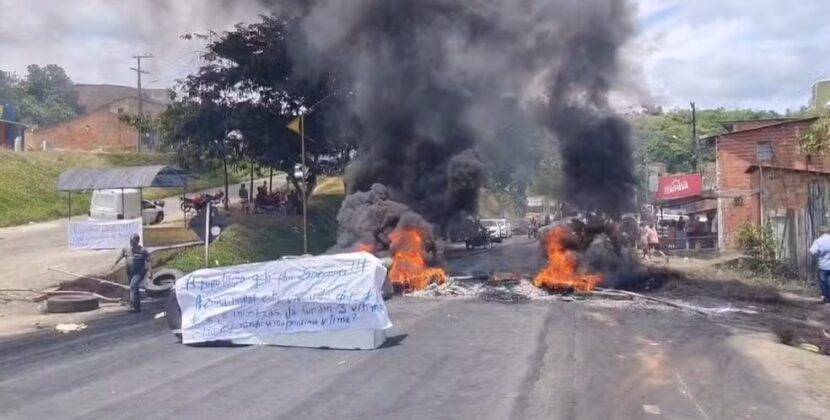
[
  {"left": 130, "top": 54, "right": 153, "bottom": 153},
  {"left": 691, "top": 101, "right": 700, "bottom": 173}
]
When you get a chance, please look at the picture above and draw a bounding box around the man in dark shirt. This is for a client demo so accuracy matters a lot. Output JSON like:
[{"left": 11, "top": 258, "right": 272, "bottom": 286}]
[
  {"left": 112, "top": 234, "right": 151, "bottom": 313},
  {"left": 238, "top": 183, "right": 250, "bottom": 214}
]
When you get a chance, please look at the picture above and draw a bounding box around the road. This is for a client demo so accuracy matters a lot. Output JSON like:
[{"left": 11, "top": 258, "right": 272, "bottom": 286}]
[
  {"left": 0, "top": 178, "right": 272, "bottom": 291},
  {"left": 1, "top": 237, "right": 826, "bottom": 419}
]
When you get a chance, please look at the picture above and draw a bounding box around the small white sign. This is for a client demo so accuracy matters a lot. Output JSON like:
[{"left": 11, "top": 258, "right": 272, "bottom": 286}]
[
  {"left": 176, "top": 252, "right": 392, "bottom": 345},
  {"left": 68, "top": 218, "right": 142, "bottom": 250}
]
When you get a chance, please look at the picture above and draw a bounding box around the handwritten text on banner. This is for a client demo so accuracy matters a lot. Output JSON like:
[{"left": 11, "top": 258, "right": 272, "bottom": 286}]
[
  {"left": 176, "top": 252, "right": 392, "bottom": 344},
  {"left": 68, "top": 218, "right": 142, "bottom": 250}
]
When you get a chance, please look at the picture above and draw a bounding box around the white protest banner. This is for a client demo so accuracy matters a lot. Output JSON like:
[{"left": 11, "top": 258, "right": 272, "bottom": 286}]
[
  {"left": 176, "top": 252, "right": 392, "bottom": 345},
  {"left": 68, "top": 218, "right": 143, "bottom": 250}
]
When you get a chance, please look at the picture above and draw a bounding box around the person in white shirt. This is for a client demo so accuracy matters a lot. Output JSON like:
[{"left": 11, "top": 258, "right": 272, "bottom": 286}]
[{"left": 808, "top": 226, "right": 830, "bottom": 305}]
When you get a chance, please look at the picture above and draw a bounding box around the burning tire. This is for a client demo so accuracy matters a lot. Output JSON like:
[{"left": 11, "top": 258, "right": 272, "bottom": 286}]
[{"left": 46, "top": 294, "right": 100, "bottom": 313}]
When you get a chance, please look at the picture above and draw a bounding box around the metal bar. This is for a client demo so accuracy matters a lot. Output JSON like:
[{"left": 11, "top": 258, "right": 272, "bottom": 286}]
[
  {"left": 204, "top": 201, "right": 211, "bottom": 267},
  {"left": 301, "top": 114, "right": 308, "bottom": 254}
]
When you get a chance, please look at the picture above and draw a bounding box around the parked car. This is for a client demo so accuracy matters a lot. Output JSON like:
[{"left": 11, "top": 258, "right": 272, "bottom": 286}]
[
  {"left": 480, "top": 219, "right": 508, "bottom": 241},
  {"left": 90, "top": 189, "right": 165, "bottom": 225}
]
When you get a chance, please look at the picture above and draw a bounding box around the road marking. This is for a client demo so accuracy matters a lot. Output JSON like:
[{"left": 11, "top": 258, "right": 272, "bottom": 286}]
[{"left": 675, "top": 372, "right": 712, "bottom": 420}]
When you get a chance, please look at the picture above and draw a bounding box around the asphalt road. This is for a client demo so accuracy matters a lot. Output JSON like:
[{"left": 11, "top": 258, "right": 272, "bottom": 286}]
[{"left": 0, "top": 239, "right": 823, "bottom": 419}]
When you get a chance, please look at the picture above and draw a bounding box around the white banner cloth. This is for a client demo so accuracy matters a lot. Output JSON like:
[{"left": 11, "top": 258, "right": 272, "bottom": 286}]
[
  {"left": 68, "top": 218, "right": 142, "bottom": 250},
  {"left": 176, "top": 252, "right": 392, "bottom": 344}
]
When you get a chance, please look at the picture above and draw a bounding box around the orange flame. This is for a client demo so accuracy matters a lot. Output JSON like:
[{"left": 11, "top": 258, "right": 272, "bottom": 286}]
[
  {"left": 354, "top": 242, "right": 374, "bottom": 253},
  {"left": 388, "top": 227, "right": 447, "bottom": 290},
  {"left": 534, "top": 227, "right": 602, "bottom": 292}
]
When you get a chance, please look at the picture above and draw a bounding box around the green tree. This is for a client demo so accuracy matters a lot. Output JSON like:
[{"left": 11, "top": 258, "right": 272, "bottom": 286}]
[
  {"left": 799, "top": 110, "right": 830, "bottom": 157},
  {"left": 0, "top": 64, "right": 80, "bottom": 127},
  {"left": 166, "top": 15, "right": 350, "bottom": 195},
  {"left": 630, "top": 108, "right": 780, "bottom": 173}
]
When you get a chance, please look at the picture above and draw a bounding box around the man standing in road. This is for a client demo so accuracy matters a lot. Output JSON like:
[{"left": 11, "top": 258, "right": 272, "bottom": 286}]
[
  {"left": 239, "top": 183, "right": 250, "bottom": 214},
  {"left": 809, "top": 226, "right": 830, "bottom": 305},
  {"left": 112, "top": 234, "right": 151, "bottom": 313}
]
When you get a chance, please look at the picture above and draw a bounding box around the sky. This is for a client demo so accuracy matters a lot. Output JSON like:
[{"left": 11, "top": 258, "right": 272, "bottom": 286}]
[{"left": 1, "top": 0, "right": 829, "bottom": 112}]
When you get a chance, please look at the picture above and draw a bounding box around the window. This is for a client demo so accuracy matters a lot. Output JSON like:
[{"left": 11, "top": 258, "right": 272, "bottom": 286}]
[{"left": 756, "top": 142, "right": 773, "bottom": 161}]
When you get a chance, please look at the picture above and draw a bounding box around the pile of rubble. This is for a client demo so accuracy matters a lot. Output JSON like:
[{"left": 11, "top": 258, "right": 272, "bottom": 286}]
[{"left": 407, "top": 274, "right": 553, "bottom": 302}]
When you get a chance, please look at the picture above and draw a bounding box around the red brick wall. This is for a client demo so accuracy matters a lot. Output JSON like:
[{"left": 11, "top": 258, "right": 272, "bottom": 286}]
[
  {"left": 28, "top": 110, "right": 138, "bottom": 152},
  {"left": 717, "top": 120, "right": 823, "bottom": 246}
]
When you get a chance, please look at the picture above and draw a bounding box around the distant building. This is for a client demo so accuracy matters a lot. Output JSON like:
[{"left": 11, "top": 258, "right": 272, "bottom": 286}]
[
  {"left": 811, "top": 79, "right": 830, "bottom": 110},
  {"left": 707, "top": 117, "right": 830, "bottom": 277},
  {"left": 27, "top": 84, "right": 171, "bottom": 152},
  {"left": 75, "top": 84, "right": 172, "bottom": 113}
]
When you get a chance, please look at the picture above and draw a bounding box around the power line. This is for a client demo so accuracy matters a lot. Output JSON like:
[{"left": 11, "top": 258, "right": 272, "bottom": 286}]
[{"left": 130, "top": 54, "right": 153, "bottom": 153}]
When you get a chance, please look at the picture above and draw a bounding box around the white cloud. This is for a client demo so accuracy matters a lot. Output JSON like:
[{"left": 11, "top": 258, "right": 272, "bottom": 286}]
[
  {"left": 634, "top": 0, "right": 830, "bottom": 111},
  {"left": 0, "top": 0, "right": 267, "bottom": 88}
]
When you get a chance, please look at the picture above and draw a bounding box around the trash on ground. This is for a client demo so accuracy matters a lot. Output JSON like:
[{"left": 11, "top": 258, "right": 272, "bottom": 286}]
[
  {"left": 643, "top": 404, "right": 661, "bottom": 415},
  {"left": 154, "top": 311, "right": 166, "bottom": 319},
  {"left": 797, "top": 343, "right": 820, "bottom": 353},
  {"left": 55, "top": 323, "right": 88, "bottom": 334}
]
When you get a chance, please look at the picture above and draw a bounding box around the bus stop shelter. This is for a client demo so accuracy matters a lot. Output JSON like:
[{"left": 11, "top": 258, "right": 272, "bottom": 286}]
[{"left": 56, "top": 165, "right": 192, "bottom": 219}]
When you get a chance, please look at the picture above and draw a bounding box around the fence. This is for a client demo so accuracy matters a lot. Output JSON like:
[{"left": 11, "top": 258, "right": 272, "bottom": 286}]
[{"left": 766, "top": 181, "right": 829, "bottom": 279}]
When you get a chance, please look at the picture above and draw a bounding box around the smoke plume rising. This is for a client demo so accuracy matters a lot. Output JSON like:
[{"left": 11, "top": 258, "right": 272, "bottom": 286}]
[{"left": 271, "top": 0, "right": 639, "bottom": 252}]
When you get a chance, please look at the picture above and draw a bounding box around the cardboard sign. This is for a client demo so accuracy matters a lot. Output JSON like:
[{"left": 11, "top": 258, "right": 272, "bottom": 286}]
[
  {"left": 68, "top": 218, "right": 142, "bottom": 250},
  {"left": 175, "top": 252, "right": 392, "bottom": 344},
  {"left": 656, "top": 173, "right": 702, "bottom": 201}
]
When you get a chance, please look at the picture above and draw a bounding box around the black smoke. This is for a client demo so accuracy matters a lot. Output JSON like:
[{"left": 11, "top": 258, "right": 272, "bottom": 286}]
[{"left": 266, "top": 0, "right": 638, "bottom": 251}]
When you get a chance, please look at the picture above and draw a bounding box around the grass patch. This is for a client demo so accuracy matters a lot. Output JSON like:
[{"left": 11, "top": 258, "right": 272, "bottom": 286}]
[
  {"left": 0, "top": 151, "right": 169, "bottom": 227},
  {"left": 0, "top": 151, "right": 241, "bottom": 227},
  {"left": 168, "top": 190, "right": 344, "bottom": 273}
]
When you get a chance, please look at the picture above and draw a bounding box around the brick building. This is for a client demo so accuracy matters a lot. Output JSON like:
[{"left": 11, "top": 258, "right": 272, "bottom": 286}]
[
  {"left": 711, "top": 117, "right": 830, "bottom": 275},
  {"left": 27, "top": 95, "right": 168, "bottom": 152}
]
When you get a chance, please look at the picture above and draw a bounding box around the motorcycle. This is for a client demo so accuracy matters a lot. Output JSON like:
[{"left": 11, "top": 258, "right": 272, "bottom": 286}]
[{"left": 180, "top": 191, "right": 226, "bottom": 213}]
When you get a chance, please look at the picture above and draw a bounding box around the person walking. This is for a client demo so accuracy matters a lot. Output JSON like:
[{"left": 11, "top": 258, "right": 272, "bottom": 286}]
[
  {"left": 112, "top": 234, "right": 150, "bottom": 313},
  {"left": 646, "top": 223, "right": 669, "bottom": 263},
  {"left": 639, "top": 222, "right": 650, "bottom": 259},
  {"left": 809, "top": 226, "right": 830, "bottom": 305},
  {"left": 238, "top": 183, "right": 250, "bottom": 214}
]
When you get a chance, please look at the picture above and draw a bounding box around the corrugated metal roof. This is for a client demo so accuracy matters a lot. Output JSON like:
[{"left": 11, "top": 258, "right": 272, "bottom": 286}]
[{"left": 57, "top": 165, "right": 191, "bottom": 191}]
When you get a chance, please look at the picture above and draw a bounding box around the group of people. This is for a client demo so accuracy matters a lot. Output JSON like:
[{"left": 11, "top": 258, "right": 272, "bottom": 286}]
[{"left": 237, "top": 181, "right": 300, "bottom": 215}]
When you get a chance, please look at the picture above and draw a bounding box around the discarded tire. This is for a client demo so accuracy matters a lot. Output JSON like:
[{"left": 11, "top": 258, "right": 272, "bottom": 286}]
[
  {"left": 145, "top": 268, "right": 183, "bottom": 297},
  {"left": 46, "top": 294, "right": 100, "bottom": 313}
]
